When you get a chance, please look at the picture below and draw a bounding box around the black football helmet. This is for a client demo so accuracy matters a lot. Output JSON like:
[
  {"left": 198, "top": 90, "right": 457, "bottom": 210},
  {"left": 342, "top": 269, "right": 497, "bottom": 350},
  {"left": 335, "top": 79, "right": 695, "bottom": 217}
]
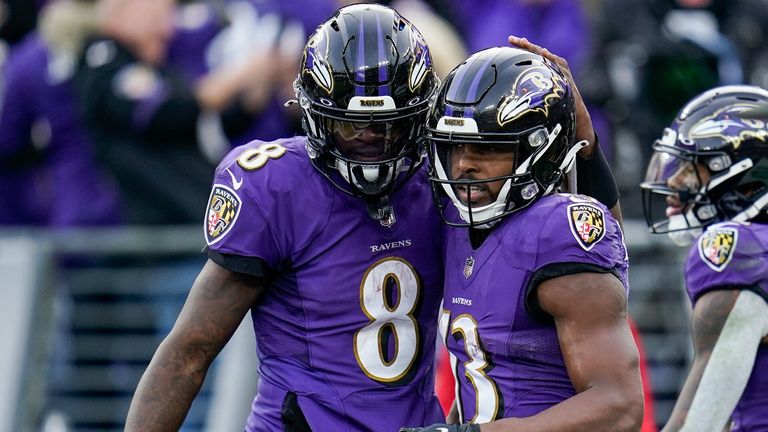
[
  {"left": 641, "top": 85, "right": 768, "bottom": 245},
  {"left": 294, "top": 4, "right": 437, "bottom": 198},
  {"left": 426, "top": 46, "right": 579, "bottom": 228}
]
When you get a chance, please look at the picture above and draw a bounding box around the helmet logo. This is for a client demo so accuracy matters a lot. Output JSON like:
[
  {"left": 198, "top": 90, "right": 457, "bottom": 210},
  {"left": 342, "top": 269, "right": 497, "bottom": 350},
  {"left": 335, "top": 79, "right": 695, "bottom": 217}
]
[
  {"left": 304, "top": 30, "right": 334, "bottom": 94},
  {"left": 697, "top": 226, "right": 738, "bottom": 271},
  {"left": 379, "top": 205, "right": 396, "bottom": 228},
  {"left": 567, "top": 203, "right": 606, "bottom": 251},
  {"left": 497, "top": 67, "right": 566, "bottom": 126},
  {"left": 408, "top": 31, "right": 431, "bottom": 92},
  {"left": 689, "top": 103, "right": 768, "bottom": 149}
]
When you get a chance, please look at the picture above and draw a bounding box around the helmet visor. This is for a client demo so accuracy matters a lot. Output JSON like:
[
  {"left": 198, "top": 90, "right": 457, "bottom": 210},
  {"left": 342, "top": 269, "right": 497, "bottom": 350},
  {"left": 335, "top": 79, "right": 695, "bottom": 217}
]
[
  {"left": 328, "top": 118, "right": 415, "bottom": 162},
  {"left": 641, "top": 144, "right": 711, "bottom": 233},
  {"left": 644, "top": 147, "right": 699, "bottom": 188}
]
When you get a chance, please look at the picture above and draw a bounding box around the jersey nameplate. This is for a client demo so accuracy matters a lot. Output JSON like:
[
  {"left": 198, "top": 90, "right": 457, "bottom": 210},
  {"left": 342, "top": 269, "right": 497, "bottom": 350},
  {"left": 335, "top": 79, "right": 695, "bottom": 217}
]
[
  {"left": 205, "top": 184, "right": 242, "bottom": 245},
  {"left": 567, "top": 203, "right": 606, "bottom": 251},
  {"left": 698, "top": 227, "right": 738, "bottom": 272}
]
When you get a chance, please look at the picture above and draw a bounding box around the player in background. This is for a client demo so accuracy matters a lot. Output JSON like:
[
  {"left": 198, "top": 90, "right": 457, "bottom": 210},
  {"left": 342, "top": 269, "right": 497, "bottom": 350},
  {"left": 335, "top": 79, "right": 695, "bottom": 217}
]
[
  {"left": 640, "top": 85, "right": 768, "bottom": 432},
  {"left": 402, "top": 42, "right": 643, "bottom": 432}
]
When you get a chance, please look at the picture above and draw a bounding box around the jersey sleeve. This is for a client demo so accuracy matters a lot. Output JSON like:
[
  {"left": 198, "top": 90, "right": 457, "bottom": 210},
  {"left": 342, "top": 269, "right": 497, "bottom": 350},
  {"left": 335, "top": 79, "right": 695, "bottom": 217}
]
[
  {"left": 203, "top": 138, "right": 329, "bottom": 278},
  {"left": 685, "top": 223, "right": 768, "bottom": 305},
  {"left": 524, "top": 195, "right": 629, "bottom": 321},
  {"left": 203, "top": 144, "right": 283, "bottom": 277}
]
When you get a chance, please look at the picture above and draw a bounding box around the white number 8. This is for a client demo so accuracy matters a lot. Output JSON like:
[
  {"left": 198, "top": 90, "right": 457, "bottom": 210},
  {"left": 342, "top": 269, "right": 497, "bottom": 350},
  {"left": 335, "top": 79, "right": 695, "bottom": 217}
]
[
  {"left": 354, "top": 257, "right": 421, "bottom": 383},
  {"left": 237, "top": 143, "right": 286, "bottom": 170}
]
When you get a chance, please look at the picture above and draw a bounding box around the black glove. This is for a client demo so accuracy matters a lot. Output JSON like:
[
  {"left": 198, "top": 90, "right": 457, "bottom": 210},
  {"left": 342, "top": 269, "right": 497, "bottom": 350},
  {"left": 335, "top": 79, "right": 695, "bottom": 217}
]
[{"left": 400, "top": 423, "right": 481, "bottom": 432}]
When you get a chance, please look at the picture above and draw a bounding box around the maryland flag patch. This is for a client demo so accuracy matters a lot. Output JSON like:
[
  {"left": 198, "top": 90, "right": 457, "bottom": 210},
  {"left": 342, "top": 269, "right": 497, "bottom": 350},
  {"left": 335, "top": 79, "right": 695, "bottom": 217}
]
[
  {"left": 698, "top": 227, "right": 738, "bottom": 272},
  {"left": 205, "top": 185, "right": 242, "bottom": 245},
  {"left": 568, "top": 203, "right": 606, "bottom": 251}
]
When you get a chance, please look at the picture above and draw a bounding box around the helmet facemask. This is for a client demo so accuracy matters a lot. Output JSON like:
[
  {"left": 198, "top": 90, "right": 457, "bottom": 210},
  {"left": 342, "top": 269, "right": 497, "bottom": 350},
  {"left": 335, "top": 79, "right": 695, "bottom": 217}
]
[
  {"left": 428, "top": 122, "right": 579, "bottom": 228},
  {"left": 641, "top": 139, "right": 768, "bottom": 245},
  {"left": 293, "top": 4, "right": 437, "bottom": 200},
  {"left": 423, "top": 47, "right": 578, "bottom": 229},
  {"left": 641, "top": 136, "right": 717, "bottom": 245}
]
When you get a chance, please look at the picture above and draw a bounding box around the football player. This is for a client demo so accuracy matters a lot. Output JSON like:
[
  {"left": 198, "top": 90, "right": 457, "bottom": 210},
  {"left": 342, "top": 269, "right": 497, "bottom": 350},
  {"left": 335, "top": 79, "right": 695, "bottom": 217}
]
[
  {"left": 125, "top": 4, "right": 447, "bottom": 431},
  {"left": 403, "top": 43, "right": 643, "bottom": 431},
  {"left": 640, "top": 85, "right": 768, "bottom": 432}
]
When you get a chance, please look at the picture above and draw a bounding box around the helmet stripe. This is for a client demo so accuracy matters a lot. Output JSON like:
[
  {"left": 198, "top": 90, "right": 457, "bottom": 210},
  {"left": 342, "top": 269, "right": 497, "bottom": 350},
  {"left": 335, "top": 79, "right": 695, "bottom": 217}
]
[
  {"left": 355, "top": 16, "right": 366, "bottom": 96},
  {"left": 376, "top": 13, "right": 390, "bottom": 96},
  {"left": 466, "top": 55, "right": 494, "bottom": 103}
]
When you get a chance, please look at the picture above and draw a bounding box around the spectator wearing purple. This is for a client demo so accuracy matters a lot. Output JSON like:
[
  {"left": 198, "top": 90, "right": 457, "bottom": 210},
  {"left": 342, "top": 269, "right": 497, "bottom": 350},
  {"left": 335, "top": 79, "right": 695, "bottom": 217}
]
[{"left": 0, "top": 0, "right": 121, "bottom": 227}]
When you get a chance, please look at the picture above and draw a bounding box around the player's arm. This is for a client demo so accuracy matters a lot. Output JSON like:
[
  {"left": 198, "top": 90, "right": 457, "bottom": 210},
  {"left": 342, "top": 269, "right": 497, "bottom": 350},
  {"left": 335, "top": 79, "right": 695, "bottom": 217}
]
[
  {"left": 125, "top": 259, "right": 265, "bottom": 431},
  {"left": 481, "top": 271, "right": 643, "bottom": 432},
  {"left": 661, "top": 289, "right": 768, "bottom": 432}
]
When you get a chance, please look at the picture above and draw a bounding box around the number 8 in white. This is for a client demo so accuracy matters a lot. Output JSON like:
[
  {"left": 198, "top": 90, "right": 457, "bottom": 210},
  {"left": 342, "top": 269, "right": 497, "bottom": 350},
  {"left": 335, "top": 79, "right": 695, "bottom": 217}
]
[
  {"left": 237, "top": 143, "right": 286, "bottom": 170},
  {"left": 354, "top": 257, "right": 420, "bottom": 383}
]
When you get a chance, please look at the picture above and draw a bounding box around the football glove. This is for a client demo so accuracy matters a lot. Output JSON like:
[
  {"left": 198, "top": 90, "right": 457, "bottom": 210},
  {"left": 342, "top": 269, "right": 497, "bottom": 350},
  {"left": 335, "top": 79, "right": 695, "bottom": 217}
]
[{"left": 400, "top": 423, "right": 481, "bottom": 432}]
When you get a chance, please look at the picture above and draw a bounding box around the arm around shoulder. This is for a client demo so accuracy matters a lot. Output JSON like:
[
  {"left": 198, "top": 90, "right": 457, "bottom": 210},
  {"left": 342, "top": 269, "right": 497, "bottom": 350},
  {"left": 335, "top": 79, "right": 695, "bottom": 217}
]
[{"left": 125, "top": 259, "right": 265, "bottom": 431}]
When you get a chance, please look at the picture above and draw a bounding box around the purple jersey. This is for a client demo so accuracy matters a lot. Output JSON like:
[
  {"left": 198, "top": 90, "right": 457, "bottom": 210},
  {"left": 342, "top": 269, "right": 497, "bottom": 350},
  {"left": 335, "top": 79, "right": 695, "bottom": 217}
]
[
  {"left": 205, "top": 137, "right": 445, "bottom": 431},
  {"left": 685, "top": 221, "right": 768, "bottom": 432},
  {"left": 441, "top": 194, "right": 628, "bottom": 423}
]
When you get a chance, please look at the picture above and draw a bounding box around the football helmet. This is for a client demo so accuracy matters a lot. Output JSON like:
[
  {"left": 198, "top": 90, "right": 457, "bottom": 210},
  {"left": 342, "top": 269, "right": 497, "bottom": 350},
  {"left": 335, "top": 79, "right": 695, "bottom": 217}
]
[
  {"left": 641, "top": 85, "right": 768, "bottom": 245},
  {"left": 426, "top": 46, "right": 579, "bottom": 228},
  {"left": 294, "top": 4, "right": 437, "bottom": 198}
]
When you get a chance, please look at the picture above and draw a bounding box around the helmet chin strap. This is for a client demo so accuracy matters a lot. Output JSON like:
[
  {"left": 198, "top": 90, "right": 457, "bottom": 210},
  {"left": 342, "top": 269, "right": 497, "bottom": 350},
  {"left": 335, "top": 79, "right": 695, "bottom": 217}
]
[
  {"left": 434, "top": 153, "right": 514, "bottom": 227},
  {"left": 335, "top": 158, "right": 403, "bottom": 195},
  {"left": 667, "top": 213, "right": 702, "bottom": 246}
]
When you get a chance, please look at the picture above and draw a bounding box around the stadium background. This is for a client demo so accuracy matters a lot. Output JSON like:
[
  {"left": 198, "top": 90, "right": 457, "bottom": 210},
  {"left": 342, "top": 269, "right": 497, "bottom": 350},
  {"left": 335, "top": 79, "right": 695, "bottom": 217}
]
[{"left": 1, "top": 0, "right": 766, "bottom": 430}]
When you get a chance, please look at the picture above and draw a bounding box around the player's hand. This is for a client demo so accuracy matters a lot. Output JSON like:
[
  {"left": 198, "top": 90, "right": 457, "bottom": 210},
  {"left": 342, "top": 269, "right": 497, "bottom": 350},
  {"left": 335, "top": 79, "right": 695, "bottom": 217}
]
[
  {"left": 508, "top": 35, "right": 596, "bottom": 158},
  {"left": 400, "top": 423, "right": 481, "bottom": 432}
]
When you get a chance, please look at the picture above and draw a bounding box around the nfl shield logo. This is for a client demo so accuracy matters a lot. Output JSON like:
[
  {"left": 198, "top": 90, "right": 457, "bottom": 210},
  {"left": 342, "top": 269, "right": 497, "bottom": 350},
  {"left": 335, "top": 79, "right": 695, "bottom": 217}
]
[
  {"left": 379, "top": 206, "right": 396, "bottom": 228},
  {"left": 567, "top": 203, "right": 606, "bottom": 251},
  {"left": 698, "top": 227, "right": 738, "bottom": 272},
  {"left": 205, "top": 185, "right": 242, "bottom": 245},
  {"left": 464, "top": 256, "right": 475, "bottom": 278}
]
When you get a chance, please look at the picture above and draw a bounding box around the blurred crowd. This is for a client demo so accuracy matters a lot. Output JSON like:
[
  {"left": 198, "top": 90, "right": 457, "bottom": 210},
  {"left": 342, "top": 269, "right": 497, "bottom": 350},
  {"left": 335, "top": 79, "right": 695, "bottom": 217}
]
[{"left": 1, "top": 0, "right": 767, "bottom": 227}]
